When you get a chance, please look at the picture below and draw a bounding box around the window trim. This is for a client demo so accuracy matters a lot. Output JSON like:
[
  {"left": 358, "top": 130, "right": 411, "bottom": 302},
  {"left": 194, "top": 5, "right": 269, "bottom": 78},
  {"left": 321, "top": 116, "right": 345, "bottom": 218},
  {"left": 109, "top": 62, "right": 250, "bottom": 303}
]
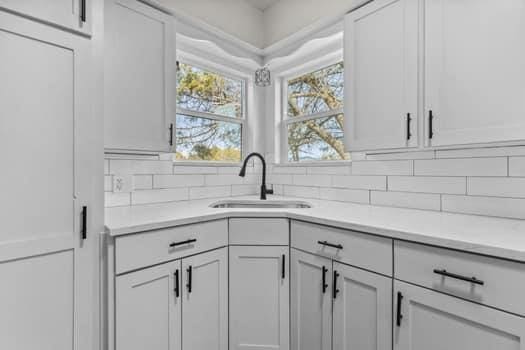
[
  {"left": 280, "top": 59, "right": 346, "bottom": 163},
  {"left": 175, "top": 60, "right": 247, "bottom": 164}
]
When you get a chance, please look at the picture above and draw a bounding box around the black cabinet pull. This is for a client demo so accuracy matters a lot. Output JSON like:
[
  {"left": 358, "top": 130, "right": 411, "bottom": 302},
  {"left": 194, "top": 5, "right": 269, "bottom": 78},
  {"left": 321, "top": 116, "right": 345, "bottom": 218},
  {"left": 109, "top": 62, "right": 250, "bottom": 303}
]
[
  {"left": 169, "top": 238, "right": 197, "bottom": 248},
  {"left": 433, "top": 269, "right": 484, "bottom": 286},
  {"left": 396, "top": 292, "right": 403, "bottom": 326},
  {"left": 318, "top": 241, "right": 343, "bottom": 250},
  {"left": 80, "top": 0, "right": 86, "bottom": 22},
  {"left": 428, "top": 110, "right": 434, "bottom": 139},
  {"left": 186, "top": 266, "right": 192, "bottom": 293},
  {"left": 281, "top": 254, "right": 286, "bottom": 279},
  {"left": 169, "top": 123, "right": 174, "bottom": 146},
  {"left": 333, "top": 270, "right": 340, "bottom": 299},
  {"left": 322, "top": 266, "right": 328, "bottom": 294},
  {"left": 174, "top": 270, "right": 180, "bottom": 298},
  {"left": 81, "top": 206, "right": 87, "bottom": 240},
  {"left": 406, "top": 113, "right": 412, "bottom": 141}
]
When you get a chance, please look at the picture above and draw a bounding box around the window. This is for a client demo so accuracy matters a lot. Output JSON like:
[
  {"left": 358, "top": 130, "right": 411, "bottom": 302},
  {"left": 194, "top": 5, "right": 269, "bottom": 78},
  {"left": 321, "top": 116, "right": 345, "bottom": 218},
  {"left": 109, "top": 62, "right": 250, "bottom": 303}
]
[
  {"left": 284, "top": 62, "right": 349, "bottom": 162},
  {"left": 176, "top": 62, "right": 245, "bottom": 162}
]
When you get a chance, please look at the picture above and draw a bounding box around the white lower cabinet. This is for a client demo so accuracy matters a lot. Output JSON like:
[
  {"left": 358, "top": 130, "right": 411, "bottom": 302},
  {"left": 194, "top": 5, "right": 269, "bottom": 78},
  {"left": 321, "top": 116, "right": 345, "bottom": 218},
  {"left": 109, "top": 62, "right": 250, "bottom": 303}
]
[
  {"left": 229, "top": 246, "right": 289, "bottom": 350},
  {"left": 333, "top": 262, "right": 392, "bottom": 350},
  {"left": 116, "top": 260, "right": 182, "bottom": 350},
  {"left": 394, "top": 280, "right": 525, "bottom": 350},
  {"left": 182, "top": 248, "right": 229, "bottom": 350},
  {"left": 291, "top": 249, "right": 333, "bottom": 350}
]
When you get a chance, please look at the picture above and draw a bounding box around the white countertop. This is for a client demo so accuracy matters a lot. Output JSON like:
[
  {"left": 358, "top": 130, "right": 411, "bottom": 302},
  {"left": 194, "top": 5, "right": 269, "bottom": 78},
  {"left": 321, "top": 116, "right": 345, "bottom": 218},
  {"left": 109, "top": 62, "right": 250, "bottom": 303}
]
[{"left": 105, "top": 196, "right": 525, "bottom": 262}]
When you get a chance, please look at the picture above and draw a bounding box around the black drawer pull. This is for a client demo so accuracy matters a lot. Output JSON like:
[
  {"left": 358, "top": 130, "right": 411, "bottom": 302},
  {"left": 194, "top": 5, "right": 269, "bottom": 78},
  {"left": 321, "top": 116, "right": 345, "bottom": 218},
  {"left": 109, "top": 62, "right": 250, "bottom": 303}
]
[
  {"left": 174, "top": 270, "right": 180, "bottom": 298},
  {"left": 169, "top": 123, "right": 174, "bottom": 146},
  {"left": 396, "top": 292, "right": 403, "bottom": 327},
  {"left": 333, "top": 270, "right": 340, "bottom": 299},
  {"left": 187, "top": 266, "right": 192, "bottom": 293},
  {"left": 80, "top": 0, "right": 86, "bottom": 22},
  {"left": 406, "top": 113, "right": 412, "bottom": 141},
  {"left": 322, "top": 266, "right": 328, "bottom": 294},
  {"left": 281, "top": 254, "right": 286, "bottom": 279},
  {"left": 433, "top": 269, "right": 484, "bottom": 286},
  {"left": 169, "top": 238, "right": 197, "bottom": 248},
  {"left": 428, "top": 110, "right": 434, "bottom": 139},
  {"left": 318, "top": 241, "right": 343, "bottom": 250},
  {"left": 81, "top": 206, "right": 88, "bottom": 240}
]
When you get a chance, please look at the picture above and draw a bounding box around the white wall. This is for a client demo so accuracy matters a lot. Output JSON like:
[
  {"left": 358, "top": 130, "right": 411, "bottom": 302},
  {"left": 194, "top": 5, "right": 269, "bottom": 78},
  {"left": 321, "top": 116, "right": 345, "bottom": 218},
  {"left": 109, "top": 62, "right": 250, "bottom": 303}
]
[
  {"left": 263, "top": 0, "right": 366, "bottom": 47},
  {"left": 157, "top": 0, "right": 265, "bottom": 48}
]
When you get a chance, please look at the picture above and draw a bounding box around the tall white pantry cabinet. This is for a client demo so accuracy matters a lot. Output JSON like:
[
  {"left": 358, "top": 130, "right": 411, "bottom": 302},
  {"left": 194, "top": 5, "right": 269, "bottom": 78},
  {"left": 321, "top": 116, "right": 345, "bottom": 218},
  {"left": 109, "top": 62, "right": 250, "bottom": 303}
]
[{"left": 0, "top": 1, "right": 101, "bottom": 350}]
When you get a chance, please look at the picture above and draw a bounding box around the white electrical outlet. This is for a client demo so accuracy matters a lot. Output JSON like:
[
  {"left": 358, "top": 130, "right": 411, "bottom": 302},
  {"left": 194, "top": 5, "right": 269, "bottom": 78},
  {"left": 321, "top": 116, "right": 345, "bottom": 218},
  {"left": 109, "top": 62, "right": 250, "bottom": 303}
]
[{"left": 113, "top": 175, "right": 132, "bottom": 193}]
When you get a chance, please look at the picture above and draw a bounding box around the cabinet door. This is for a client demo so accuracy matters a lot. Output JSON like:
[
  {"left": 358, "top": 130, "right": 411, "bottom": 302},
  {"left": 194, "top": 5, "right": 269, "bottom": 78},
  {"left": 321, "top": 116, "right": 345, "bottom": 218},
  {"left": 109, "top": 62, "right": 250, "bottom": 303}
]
[
  {"left": 182, "top": 248, "right": 228, "bottom": 350},
  {"left": 394, "top": 280, "right": 525, "bottom": 350},
  {"left": 333, "top": 262, "right": 392, "bottom": 350},
  {"left": 230, "top": 246, "right": 289, "bottom": 350},
  {"left": 0, "top": 0, "right": 91, "bottom": 34},
  {"left": 425, "top": 0, "right": 525, "bottom": 146},
  {"left": 104, "top": 0, "right": 176, "bottom": 153},
  {"left": 116, "top": 260, "right": 182, "bottom": 350},
  {"left": 0, "top": 11, "right": 96, "bottom": 350},
  {"left": 344, "top": 0, "right": 418, "bottom": 151},
  {"left": 291, "top": 249, "right": 332, "bottom": 350}
]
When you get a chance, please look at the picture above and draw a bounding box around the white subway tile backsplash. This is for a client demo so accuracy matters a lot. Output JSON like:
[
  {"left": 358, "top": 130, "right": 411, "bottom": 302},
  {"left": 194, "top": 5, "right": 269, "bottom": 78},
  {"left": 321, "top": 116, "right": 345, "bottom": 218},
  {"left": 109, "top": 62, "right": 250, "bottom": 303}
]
[
  {"left": 332, "top": 175, "right": 387, "bottom": 190},
  {"left": 436, "top": 146, "right": 525, "bottom": 159},
  {"left": 205, "top": 174, "right": 244, "bottom": 186},
  {"left": 468, "top": 177, "right": 525, "bottom": 198},
  {"left": 231, "top": 184, "right": 258, "bottom": 196},
  {"left": 132, "top": 188, "right": 189, "bottom": 205},
  {"left": 133, "top": 175, "right": 153, "bottom": 190},
  {"left": 371, "top": 191, "right": 441, "bottom": 211},
  {"left": 352, "top": 160, "right": 413, "bottom": 175},
  {"left": 367, "top": 151, "right": 435, "bottom": 160},
  {"left": 509, "top": 157, "right": 525, "bottom": 176},
  {"left": 153, "top": 174, "right": 205, "bottom": 189},
  {"left": 306, "top": 166, "right": 351, "bottom": 175},
  {"left": 269, "top": 174, "right": 293, "bottom": 185},
  {"left": 319, "top": 187, "right": 370, "bottom": 204},
  {"left": 292, "top": 174, "right": 332, "bottom": 187},
  {"left": 172, "top": 166, "right": 218, "bottom": 174},
  {"left": 104, "top": 175, "right": 112, "bottom": 192},
  {"left": 190, "top": 186, "right": 231, "bottom": 199},
  {"left": 110, "top": 159, "right": 173, "bottom": 175},
  {"left": 272, "top": 166, "right": 307, "bottom": 174},
  {"left": 388, "top": 176, "right": 466, "bottom": 195},
  {"left": 414, "top": 158, "right": 507, "bottom": 177},
  {"left": 442, "top": 195, "right": 525, "bottom": 219},
  {"left": 105, "top": 192, "right": 131, "bottom": 207},
  {"left": 283, "top": 185, "right": 320, "bottom": 198}
]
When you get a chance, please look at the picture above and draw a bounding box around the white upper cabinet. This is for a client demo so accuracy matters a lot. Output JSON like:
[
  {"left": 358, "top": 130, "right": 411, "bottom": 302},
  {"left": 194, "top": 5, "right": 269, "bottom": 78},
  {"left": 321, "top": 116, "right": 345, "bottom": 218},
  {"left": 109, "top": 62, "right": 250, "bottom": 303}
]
[
  {"left": 394, "top": 280, "right": 525, "bottom": 350},
  {"left": 425, "top": 0, "right": 525, "bottom": 147},
  {"left": 229, "top": 246, "right": 289, "bottom": 350},
  {"left": 0, "top": 0, "right": 91, "bottom": 34},
  {"left": 0, "top": 9, "right": 96, "bottom": 350},
  {"left": 344, "top": 0, "right": 419, "bottom": 151},
  {"left": 104, "top": 0, "right": 176, "bottom": 153}
]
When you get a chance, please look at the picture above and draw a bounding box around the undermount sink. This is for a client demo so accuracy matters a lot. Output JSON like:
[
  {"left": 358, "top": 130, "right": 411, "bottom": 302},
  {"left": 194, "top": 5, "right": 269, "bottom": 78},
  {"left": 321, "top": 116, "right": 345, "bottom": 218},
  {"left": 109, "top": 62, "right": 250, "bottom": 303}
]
[{"left": 210, "top": 199, "right": 312, "bottom": 209}]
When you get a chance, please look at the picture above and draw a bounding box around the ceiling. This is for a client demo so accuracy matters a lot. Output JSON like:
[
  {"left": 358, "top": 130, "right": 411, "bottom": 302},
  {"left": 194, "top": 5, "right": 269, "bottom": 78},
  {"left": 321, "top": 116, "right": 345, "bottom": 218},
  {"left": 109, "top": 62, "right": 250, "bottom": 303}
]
[{"left": 243, "top": 0, "right": 281, "bottom": 11}]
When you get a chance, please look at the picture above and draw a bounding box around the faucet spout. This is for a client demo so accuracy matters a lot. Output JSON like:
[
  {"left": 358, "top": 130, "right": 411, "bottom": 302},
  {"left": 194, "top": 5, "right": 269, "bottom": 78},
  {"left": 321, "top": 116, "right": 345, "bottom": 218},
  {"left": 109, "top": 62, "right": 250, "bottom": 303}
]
[{"left": 239, "top": 152, "right": 273, "bottom": 200}]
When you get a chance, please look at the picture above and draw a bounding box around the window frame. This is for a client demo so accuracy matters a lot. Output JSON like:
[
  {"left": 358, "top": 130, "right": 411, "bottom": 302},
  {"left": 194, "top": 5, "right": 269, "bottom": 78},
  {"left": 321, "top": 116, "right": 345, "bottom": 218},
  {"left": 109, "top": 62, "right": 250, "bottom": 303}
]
[
  {"left": 280, "top": 58, "right": 347, "bottom": 164},
  {"left": 175, "top": 58, "right": 248, "bottom": 164}
]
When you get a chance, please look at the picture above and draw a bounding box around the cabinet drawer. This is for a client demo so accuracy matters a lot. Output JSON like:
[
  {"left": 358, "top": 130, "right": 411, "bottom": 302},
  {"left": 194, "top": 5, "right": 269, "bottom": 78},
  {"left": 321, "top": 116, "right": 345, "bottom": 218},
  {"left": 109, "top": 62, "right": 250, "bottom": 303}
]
[
  {"left": 395, "top": 241, "right": 525, "bottom": 316},
  {"left": 115, "top": 220, "right": 228, "bottom": 274},
  {"left": 229, "top": 218, "right": 289, "bottom": 245},
  {"left": 291, "top": 220, "right": 393, "bottom": 276}
]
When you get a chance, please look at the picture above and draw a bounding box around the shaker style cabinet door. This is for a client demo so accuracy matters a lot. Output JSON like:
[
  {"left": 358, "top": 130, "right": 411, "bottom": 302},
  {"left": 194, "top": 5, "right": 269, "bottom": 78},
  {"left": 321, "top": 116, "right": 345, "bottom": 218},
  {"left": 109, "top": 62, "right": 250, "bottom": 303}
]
[
  {"left": 394, "top": 280, "right": 525, "bottom": 350},
  {"left": 182, "top": 248, "right": 228, "bottom": 350},
  {"left": 229, "top": 246, "right": 290, "bottom": 350},
  {"left": 425, "top": 0, "right": 525, "bottom": 147},
  {"left": 104, "top": 0, "right": 176, "bottom": 153},
  {"left": 332, "top": 262, "right": 392, "bottom": 350},
  {"left": 0, "top": 10, "right": 96, "bottom": 350},
  {"left": 115, "top": 260, "right": 182, "bottom": 350},
  {"left": 344, "top": 0, "right": 418, "bottom": 151},
  {"left": 291, "top": 249, "right": 332, "bottom": 350},
  {"left": 0, "top": 0, "right": 91, "bottom": 34}
]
